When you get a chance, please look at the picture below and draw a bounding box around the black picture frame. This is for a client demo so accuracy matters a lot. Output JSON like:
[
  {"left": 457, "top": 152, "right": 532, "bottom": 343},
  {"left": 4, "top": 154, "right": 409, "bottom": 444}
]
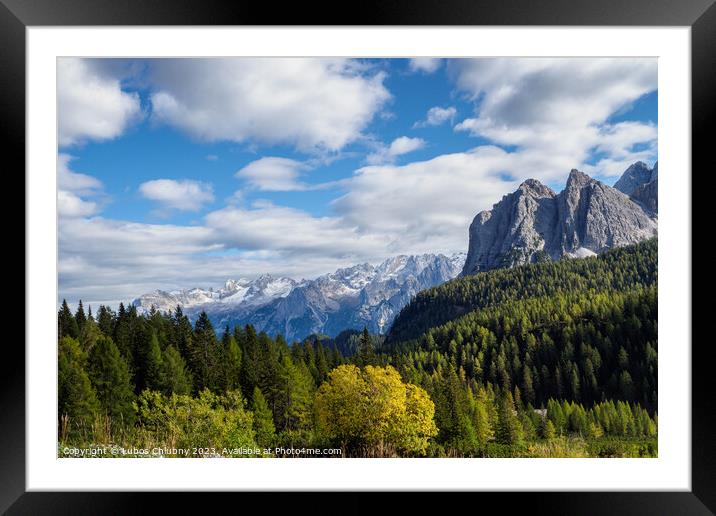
[{"left": 3, "top": 0, "right": 712, "bottom": 513}]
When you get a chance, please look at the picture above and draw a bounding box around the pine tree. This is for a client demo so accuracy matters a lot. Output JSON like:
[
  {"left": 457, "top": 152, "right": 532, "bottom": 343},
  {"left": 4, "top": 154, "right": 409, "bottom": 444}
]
[
  {"left": 314, "top": 341, "right": 329, "bottom": 384},
  {"left": 356, "top": 327, "right": 375, "bottom": 367},
  {"left": 113, "top": 303, "right": 133, "bottom": 362},
  {"left": 495, "top": 390, "right": 524, "bottom": 445},
  {"left": 142, "top": 331, "right": 165, "bottom": 391},
  {"left": 58, "top": 299, "right": 79, "bottom": 339},
  {"left": 96, "top": 305, "right": 114, "bottom": 337},
  {"left": 251, "top": 386, "right": 276, "bottom": 448},
  {"left": 275, "top": 354, "right": 313, "bottom": 433},
  {"left": 161, "top": 345, "right": 193, "bottom": 395},
  {"left": 223, "top": 328, "right": 242, "bottom": 391},
  {"left": 542, "top": 419, "right": 557, "bottom": 439},
  {"left": 189, "top": 311, "right": 219, "bottom": 392},
  {"left": 240, "top": 325, "right": 260, "bottom": 400},
  {"left": 88, "top": 335, "right": 136, "bottom": 425},
  {"left": 58, "top": 337, "right": 99, "bottom": 435},
  {"left": 473, "top": 386, "right": 494, "bottom": 447},
  {"left": 75, "top": 300, "right": 87, "bottom": 335},
  {"left": 522, "top": 366, "right": 535, "bottom": 406},
  {"left": 78, "top": 312, "right": 102, "bottom": 354},
  {"left": 172, "top": 306, "right": 193, "bottom": 360}
]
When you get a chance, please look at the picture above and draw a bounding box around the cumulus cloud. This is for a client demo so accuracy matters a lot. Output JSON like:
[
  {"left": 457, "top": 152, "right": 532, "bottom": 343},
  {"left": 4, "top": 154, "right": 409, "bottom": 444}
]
[
  {"left": 366, "top": 136, "right": 425, "bottom": 165},
  {"left": 59, "top": 217, "right": 219, "bottom": 305},
  {"left": 139, "top": 179, "right": 214, "bottom": 212},
  {"left": 236, "top": 157, "right": 309, "bottom": 192},
  {"left": 58, "top": 190, "right": 99, "bottom": 218},
  {"left": 413, "top": 106, "right": 457, "bottom": 128},
  {"left": 57, "top": 154, "right": 105, "bottom": 217},
  {"left": 58, "top": 58, "right": 142, "bottom": 147},
  {"left": 409, "top": 58, "right": 442, "bottom": 74},
  {"left": 148, "top": 58, "right": 390, "bottom": 152},
  {"left": 450, "top": 58, "right": 658, "bottom": 181},
  {"left": 334, "top": 146, "right": 531, "bottom": 254},
  {"left": 204, "top": 201, "right": 389, "bottom": 258}
]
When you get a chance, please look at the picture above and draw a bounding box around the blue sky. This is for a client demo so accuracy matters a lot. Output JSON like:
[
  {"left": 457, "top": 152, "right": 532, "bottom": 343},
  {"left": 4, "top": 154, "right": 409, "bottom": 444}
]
[{"left": 58, "top": 57, "right": 657, "bottom": 307}]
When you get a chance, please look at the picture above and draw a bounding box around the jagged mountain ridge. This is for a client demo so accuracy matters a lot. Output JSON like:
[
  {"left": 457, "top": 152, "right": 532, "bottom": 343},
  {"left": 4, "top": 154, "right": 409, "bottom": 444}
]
[
  {"left": 461, "top": 166, "right": 658, "bottom": 276},
  {"left": 133, "top": 253, "right": 466, "bottom": 342},
  {"left": 614, "top": 161, "right": 658, "bottom": 213}
]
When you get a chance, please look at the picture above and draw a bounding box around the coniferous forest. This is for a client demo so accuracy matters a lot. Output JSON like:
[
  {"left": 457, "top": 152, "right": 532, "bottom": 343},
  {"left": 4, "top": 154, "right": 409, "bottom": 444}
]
[{"left": 58, "top": 239, "right": 657, "bottom": 458}]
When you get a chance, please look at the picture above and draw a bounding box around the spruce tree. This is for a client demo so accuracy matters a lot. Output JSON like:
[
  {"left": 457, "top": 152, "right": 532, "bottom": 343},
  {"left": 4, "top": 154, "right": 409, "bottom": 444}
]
[
  {"left": 172, "top": 306, "right": 194, "bottom": 360},
  {"left": 223, "top": 327, "right": 242, "bottom": 391},
  {"left": 96, "top": 305, "right": 114, "bottom": 337},
  {"left": 58, "top": 337, "right": 99, "bottom": 435},
  {"left": 88, "top": 335, "right": 136, "bottom": 425},
  {"left": 58, "top": 299, "right": 79, "bottom": 339},
  {"left": 190, "top": 311, "right": 219, "bottom": 392},
  {"left": 240, "top": 325, "right": 260, "bottom": 400},
  {"left": 75, "top": 300, "right": 87, "bottom": 335},
  {"left": 142, "top": 331, "right": 165, "bottom": 391},
  {"left": 161, "top": 345, "right": 193, "bottom": 395},
  {"left": 251, "top": 386, "right": 276, "bottom": 447},
  {"left": 356, "top": 327, "right": 375, "bottom": 367},
  {"left": 112, "top": 302, "right": 133, "bottom": 362},
  {"left": 495, "top": 390, "right": 524, "bottom": 445}
]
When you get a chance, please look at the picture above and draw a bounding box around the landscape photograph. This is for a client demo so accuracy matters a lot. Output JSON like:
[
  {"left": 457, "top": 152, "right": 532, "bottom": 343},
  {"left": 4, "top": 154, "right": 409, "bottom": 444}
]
[{"left": 57, "top": 57, "right": 658, "bottom": 458}]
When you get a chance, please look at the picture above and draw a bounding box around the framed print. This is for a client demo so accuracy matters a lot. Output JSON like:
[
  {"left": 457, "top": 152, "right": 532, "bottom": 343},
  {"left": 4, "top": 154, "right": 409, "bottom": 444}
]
[{"left": 4, "top": 0, "right": 713, "bottom": 512}]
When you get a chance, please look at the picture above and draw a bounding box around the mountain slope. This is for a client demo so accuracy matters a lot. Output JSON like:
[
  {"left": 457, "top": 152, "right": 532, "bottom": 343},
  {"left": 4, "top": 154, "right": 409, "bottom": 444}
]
[
  {"left": 133, "top": 252, "right": 465, "bottom": 342},
  {"left": 461, "top": 167, "right": 657, "bottom": 276},
  {"left": 388, "top": 238, "right": 657, "bottom": 344}
]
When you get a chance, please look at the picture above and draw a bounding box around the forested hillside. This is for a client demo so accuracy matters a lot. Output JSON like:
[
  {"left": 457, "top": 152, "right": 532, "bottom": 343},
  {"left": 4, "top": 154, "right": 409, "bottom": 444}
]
[
  {"left": 388, "top": 239, "right": 657, "bottom": 343},
  {"left": 57, "top": 239, "right": 658, "bottom": 458}
]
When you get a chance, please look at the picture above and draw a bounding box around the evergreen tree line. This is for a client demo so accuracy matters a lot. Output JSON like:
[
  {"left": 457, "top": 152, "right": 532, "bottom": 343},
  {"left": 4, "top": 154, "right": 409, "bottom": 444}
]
[
  {"left": 58, "top": 301, "right": 345, "bottom": 447},
  {"left": 387, "top": 286, "right": 657, "bottom": 411},
  {"left": 388, "top": 238, "right": 657, "bottom": 343}
]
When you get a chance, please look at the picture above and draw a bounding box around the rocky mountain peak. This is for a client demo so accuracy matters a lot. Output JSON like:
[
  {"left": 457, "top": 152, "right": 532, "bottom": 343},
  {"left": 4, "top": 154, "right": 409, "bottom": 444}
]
[
  {"left": 565, "top": 168, "right": 593, "bottom": 189},
  {"left": 613, "top": 161, "right": 654, "bottom": 196},
  {"left": 613, "top": 161, "right": 658, "bottom": 214},
  {"left": 461, "top": 163, "right": 658, "bottom": 276},
  {"left": 519, "top": 178, "right": 555, "bottom": 197}
]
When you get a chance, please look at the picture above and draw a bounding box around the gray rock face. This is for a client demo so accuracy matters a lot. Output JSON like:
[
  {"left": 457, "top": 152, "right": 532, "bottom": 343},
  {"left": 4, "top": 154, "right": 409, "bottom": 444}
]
[
  {"left": 615, "top": 161, "right": 658, "bottom": 214},
  {"left": 134, "top": 253, "right": 465, "bottom": 342},
  {"left": 613, "top": 161, "right": 653, "bottom": 195},
  {"left": 461, "top": 167, "right": 658, "bottom": 276}
]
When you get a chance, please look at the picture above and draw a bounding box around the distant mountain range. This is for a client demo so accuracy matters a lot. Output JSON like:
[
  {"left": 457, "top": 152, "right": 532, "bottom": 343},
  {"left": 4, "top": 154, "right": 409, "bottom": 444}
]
[
  {"left": 133, "top": 253, "right": 466, "bottom": 342},
  {"left": 134, "top": 161, "right": 657, "bottom": 342}
]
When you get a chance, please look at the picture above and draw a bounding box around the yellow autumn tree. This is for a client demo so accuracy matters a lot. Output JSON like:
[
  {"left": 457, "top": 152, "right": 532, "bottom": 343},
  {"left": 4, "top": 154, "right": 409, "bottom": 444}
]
[{"left": 315, "top": 364, "right": 438, "bottom": 456}]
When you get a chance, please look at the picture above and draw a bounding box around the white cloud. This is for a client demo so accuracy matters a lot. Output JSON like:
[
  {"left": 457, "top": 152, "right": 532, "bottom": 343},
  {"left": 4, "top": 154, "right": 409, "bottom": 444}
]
[
  {"left": 450, "top": 58, "right": 658, "bottom": 179},
  {"left": 58, "top": 190, "right": 99, "bottom": 218},
  {"left": 57, "top": 154, "right": 105, "bottom": 218},
  {"left": 204, "top": 202, "right": 389, "bottom": 258},
  {"left": 59, "top": 207, "right": 390, "bottom": 306},
  {"left": 59, "top": 217, "right": 220, "bottom": 305},
  {"left": 236, "top": 157, "right": 308, "bottom": 191},
  {"left": 366, "top": 136, "right": 425, "bottom": 165},
  {"left": 334, "top": 146, "right": 529, "bottom": 254},
  {"left": 58, "top": 58, "right": 142, "bottom": 147},
  {"left": 139, "top": 179, "right": 214, "bottom": 212},
  {"left": 149, "top": 58, "right": 391, "bottom": 152},
  {"left": 409, "top": 58, "right": 442, "bottom": 74},
  {"left": 413, "top": 106, "right": 457, "bottom": 128},
  {"left": 58, "top": 154, "right": 102, "bottom": 194}
]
